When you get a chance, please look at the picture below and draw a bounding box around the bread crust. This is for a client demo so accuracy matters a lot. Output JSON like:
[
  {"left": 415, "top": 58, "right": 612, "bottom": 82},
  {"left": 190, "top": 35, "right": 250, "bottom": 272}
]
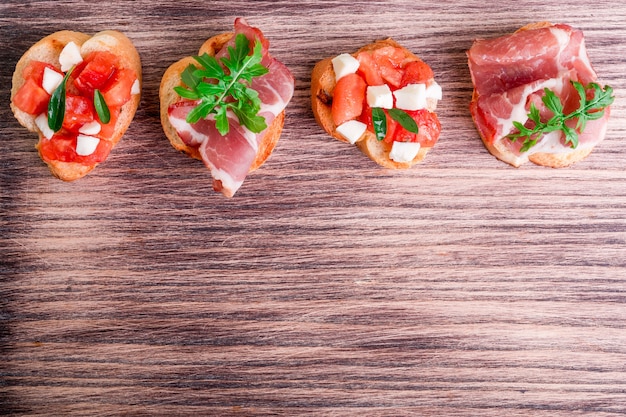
[
  {"left": 469, "top": 22, "right": 603, "bottom": 168},
  {"left": 159, "top": 32, "right": 284, "bottom": 173},
  {"left": 311, "top": 38, "right": 439, "bottom": 169},
  {"left": 10, "top": 30, "right": 142, "bottom": 181}
]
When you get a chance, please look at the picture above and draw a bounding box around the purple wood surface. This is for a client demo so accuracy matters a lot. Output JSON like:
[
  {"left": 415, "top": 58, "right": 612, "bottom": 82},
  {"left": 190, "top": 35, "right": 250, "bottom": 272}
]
[{"left": 1, "top": 0, "right": 626, "bottom": 415}]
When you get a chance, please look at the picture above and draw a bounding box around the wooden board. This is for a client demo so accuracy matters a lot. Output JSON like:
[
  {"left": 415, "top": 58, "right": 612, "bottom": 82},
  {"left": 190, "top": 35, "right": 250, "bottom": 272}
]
[{"left": 1, "top": 0, "right": 626, "bottom": 415}]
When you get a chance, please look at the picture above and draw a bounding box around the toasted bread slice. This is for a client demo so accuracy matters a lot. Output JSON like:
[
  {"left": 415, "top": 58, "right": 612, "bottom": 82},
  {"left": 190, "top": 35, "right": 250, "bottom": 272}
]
[
  {"left": 311, "top": 38, "right": 439, "bottom": 169},
  {"left": 10, "top": 30, "right": 142, "bottom": 181},
  {"left": 159, "top": 32, "right": 285, "bottom": 172}
]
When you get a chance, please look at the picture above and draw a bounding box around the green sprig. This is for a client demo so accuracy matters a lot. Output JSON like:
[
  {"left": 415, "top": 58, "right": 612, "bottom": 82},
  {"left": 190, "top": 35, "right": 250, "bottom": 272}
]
[
  {"left": 507, "top": 81, "right": 614, "bottom": 153},
  {"left": 174, "top": 33, "right": 269, "bottom": 136}
]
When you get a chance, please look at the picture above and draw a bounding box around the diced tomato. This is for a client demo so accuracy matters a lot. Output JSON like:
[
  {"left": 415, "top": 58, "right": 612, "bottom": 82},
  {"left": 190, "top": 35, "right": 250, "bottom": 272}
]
[
  {"left": 62, "top": 94, "right": 95, "bottom": 132},
  {"left": 372, "top": 46, "right": 407, "bottom": 67},
  {"left": 22, "top": 61, "right": 59, "bottom": 85},
  {"left": 388, "top": 118, "right": 415, "bottom": 143},
  {"left": 401, "top": 109, "right": 441, "bottom": 147},
  {"left": 12, "top": 78, "right": 51, "bottom": 115},
  {"left": 66, "top": 60, "right": 88, "bottom": 96},
  {"left": 39, "top": 133, "right": 112, "bottom": 164},
  {"left": 356, "top": 52, "right": 384, "bottom": 86},
  {"left": 97, "top": 106, "right": 121, "bottom": 140},
  {"left": 73, "top": 51, "right": 119, "bottom": 96},
  {"left": 383, "top": 112, "right": 399, "bottom": 143},
  {"left": 401, "top": 60, "right": 434, "bottom": 87},
  {"left": 101, "top": 68, "right": 136, "bottom": 107},
  {"left": 377, "top": 58, "right": 403, "bottom": 88},
  {"left": 332, "top": 73, "right": 367, "bottom": 126}
]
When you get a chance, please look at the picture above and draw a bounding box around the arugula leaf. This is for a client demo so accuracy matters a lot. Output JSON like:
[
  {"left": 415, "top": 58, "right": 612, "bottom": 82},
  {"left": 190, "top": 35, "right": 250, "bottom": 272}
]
[
  {"left": 507, "top": 81, "right": 614, "bottom": 152},
  {"left": 93, "top": 89, "right": 111, "bottom": 124},
  {"left": 47, "top": 66, "right": 74, "bottom": 132},
  {"left": 174, "top": 33, "right": 270, "bottom": 136}
]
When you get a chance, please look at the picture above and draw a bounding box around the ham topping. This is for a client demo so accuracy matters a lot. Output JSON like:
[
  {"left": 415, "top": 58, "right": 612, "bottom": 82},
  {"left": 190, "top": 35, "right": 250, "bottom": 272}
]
[
  {"left": 168, "top": 18, "right": 294, "bottom": 197},
  {"left": 467, "top": 23, "right": 610, "bottom": 166}
]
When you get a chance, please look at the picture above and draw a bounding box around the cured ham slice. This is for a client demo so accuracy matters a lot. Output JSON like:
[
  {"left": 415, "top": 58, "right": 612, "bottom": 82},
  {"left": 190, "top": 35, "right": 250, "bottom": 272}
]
[
  {"left": 168, "top": 19, "right": 294, "bottom": 196},
  {"left": 467, "top": 22, "right": 610, "bottom": 167}
]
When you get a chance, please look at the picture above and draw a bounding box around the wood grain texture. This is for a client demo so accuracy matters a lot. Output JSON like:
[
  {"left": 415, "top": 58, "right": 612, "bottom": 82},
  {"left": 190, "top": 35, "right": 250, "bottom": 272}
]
[{"left": 1, "top": 0, "right": 626, "bottom": 415}]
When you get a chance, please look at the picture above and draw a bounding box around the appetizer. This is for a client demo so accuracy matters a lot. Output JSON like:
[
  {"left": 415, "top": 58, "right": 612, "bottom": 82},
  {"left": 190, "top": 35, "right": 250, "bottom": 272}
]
[
  {"left": 311, "top": 39, "right": 442, "bottom": 169},
  {"left": 11, "top": 30, "right": 141, "bottom": 181},
  {"left": 160, "top": 18, "right": 295, "bottom": 197},
  {"left": 467, "top": 22, "right": 614, "bottom": 167}
]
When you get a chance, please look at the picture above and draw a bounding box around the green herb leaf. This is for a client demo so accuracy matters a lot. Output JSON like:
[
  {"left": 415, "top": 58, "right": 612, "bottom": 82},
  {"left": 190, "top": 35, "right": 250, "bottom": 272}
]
[
  {"left": 371, "top": 107, "right": 387, "bottom": 141},
  {"left": 507, "top": 81, "right": 615, "bottom": 152},
  {"left": 47, "top": 66, "right": 74, "bottom": 132},
  {"left": 388, "top": 108, "right": 419, "bottom": 134},
  {"left": 173, "top": 33, "right": 270, "bottom": 136},
  {"left": 93, "top": 89, "right": 111, "bottom": 124}
]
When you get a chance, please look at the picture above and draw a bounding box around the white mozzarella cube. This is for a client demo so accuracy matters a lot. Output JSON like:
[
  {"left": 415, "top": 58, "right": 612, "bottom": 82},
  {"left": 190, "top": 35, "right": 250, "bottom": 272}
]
[
  {"left": 131, "top": 79, "right": 141, "bottom": 95},
  {"left": 393, "top": 83, "right": 427, "bottom": 111},
  {"left": 389, "top": 141, "right": 421, "bottom": 163},
  {"left": 79, "top": 120, "right": 102, "bottom": 135},
  {"left": 366, "top": 85, "right": 393, "bottom": 109},
  {"left": 426, "top": 81, "right": 443, "bottom": 100},
  {"left": 35, "top": 113, "right": 54, "bottom": 139},
  {"left": 75, "top": 135, "right": 100, "bottom": 156},
  {"left": 59, "top": 41, "right": 83, "bottom": 72},
  {"left": 42, "top": 67, "right": 64, "bottom": 94},
  {"left": 336, "top": 120, "right": 367, "bottom": 145},
  {"left": 331, "top": 53, "right": 360, "bottom": 81}
]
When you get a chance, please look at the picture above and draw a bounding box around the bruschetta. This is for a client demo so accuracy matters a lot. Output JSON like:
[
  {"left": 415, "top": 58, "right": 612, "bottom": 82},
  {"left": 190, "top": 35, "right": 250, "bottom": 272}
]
[
  {"left": 11, "top": 30, "right": 142, "bottom": 181},
  {"left": 160, "top": 18, "right": 295, "bottom": 197},
  {"left": 467, "top": 22, "right": 614, "bottom": 168},
  {"left": 311, "top": 39, "right": 442, "bottom": 169}
]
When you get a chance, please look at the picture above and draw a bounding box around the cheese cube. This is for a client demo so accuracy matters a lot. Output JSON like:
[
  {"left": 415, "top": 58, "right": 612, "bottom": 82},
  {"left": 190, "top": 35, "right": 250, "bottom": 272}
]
[
  {"left": 331, "top": 53, "right": 360, "bottom": 81},
  {"left": 59, "top": 41, "right": 83, "bottom": 72},
  {"left": 131, "top": 79, "right": 141, "bottom": 95},
  {"left": 35, "top": 113, "right": 54, "bottom": 139},
  {"left": 336, "top": 120, "right": 367, "bottom": 145},
  {"left": 42, "top": 67, "right": 64, "bottom": 95},
  {"left": 367, "top": 85, "right": 393, "bottom": 109},
  {"left": 76, "top": 135, "right": 100, "bottom": 156},
  {"left": 426, "top": 81, "right": 443, "bottom": 100},
  {"left": 79, "top": 121, "right": 102, "bottom": 135},
  {"left": 389, "top": 141, "right": 421, "bottom": 163},
  {"left": 393, "top": 83, "right": 427, "bottom": 111}
]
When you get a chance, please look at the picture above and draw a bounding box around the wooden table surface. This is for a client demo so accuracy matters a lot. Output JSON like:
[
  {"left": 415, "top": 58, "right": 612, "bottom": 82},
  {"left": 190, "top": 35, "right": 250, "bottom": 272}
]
[{"left": 2, "top": 0, "right": 626, "bottom": 415}]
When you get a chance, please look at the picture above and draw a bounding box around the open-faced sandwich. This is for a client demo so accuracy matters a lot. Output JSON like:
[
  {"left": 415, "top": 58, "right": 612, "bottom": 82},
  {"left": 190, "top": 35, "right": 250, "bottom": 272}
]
[
  {"left": 160, "top": 18, "right": 295, "bottom": 197},
  {"left": 467, "top": 22, "right": 614, "bottom": 168},
  {"left": 11, "top": 30, "right": 142, "bottom": 181},
  {"left": 311, "top": 39, "right": 442, "bottom": 169}
]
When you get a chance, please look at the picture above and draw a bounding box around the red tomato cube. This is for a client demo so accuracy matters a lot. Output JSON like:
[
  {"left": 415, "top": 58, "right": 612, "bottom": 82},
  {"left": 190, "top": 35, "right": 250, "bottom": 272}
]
[
  {"left": 102, "top": 68, "right": 136, "bottom": 107},
  {"left": 12, "top": 78, "right": 51, "bottom": 115},
  {"left": 73, "top": 51, "right": 119, "bottom": 95},
  {"left": 331, "top": 73, "right": 367, "bottom": 127}
]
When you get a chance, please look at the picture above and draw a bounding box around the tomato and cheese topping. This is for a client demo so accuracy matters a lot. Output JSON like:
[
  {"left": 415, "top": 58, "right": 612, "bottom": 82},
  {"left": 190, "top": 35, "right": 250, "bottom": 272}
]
[
  {"left": 330, "top": 46, "right": 442, "bottom": 163},
  {"left": 13, "top": 41, "right": 139, "bottom": 165}
]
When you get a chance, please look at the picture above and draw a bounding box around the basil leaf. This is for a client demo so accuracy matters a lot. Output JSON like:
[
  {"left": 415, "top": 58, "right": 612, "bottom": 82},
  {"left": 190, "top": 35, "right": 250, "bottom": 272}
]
[
  {"left": 47, "top": 66, "right": 74, "bottom": 132},
  {"left": 93, "top": 89, "right": 111, "bottom": 124},
  {"left": 371, "top": 107, "right": 387, "bottom": 141},
  {"left": 388, "top": 108, "right": 419, "bottom": 134}
]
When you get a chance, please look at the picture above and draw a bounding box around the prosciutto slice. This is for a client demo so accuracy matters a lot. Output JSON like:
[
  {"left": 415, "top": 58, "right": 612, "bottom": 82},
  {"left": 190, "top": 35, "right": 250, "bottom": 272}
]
[
  {"left": 467, "top": 23, "right": 609, "bottom": 166},
  {"left": 168, "top": 18, "right": 294, "bottom": 196}
]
